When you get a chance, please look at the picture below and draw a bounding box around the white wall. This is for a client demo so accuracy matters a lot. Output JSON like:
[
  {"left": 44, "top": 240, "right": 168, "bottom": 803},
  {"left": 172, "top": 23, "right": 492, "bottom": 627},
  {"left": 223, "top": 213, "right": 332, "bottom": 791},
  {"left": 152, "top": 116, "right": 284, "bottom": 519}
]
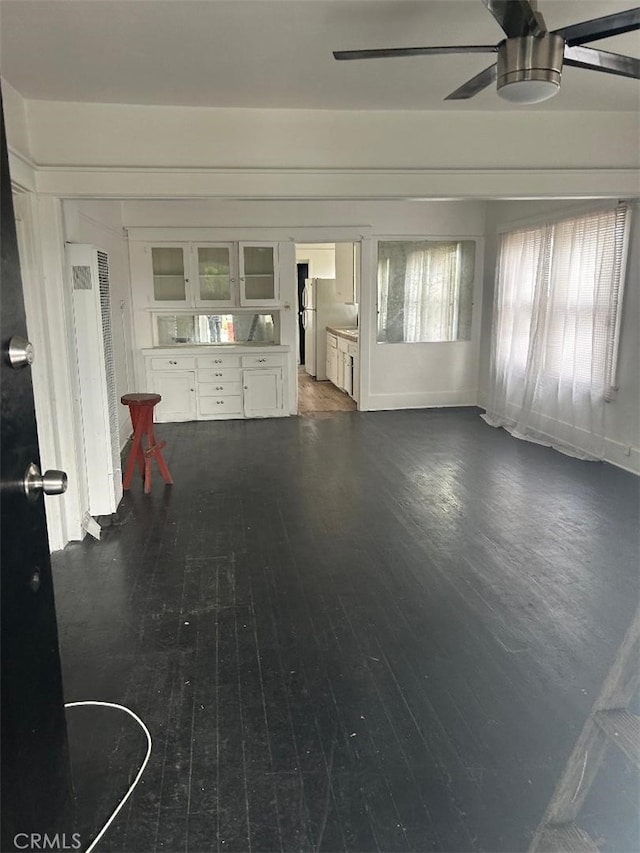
[
  {"left": 122, "top": 198, "right": 487, "bottom": 411},
  {"left": 62, "top": 200, "right": 135, "bottom": 447},
  {"left": 2, "top": 92, "right": 638, "bottom": 556},
  {"left": 25, "top": 100, "right": 640, "bottom": 171},
  {"left": 480, "top": 199, "right": 640, "bottom": 473},
  {"left": 2, "top": 80, "right": 31, "bottom": 161},
  {"left": 2, "top": 96, "right": 631, "bottom": 199},
  {"left": 295, "top": 244, "right": 335, "bottom": 279}
]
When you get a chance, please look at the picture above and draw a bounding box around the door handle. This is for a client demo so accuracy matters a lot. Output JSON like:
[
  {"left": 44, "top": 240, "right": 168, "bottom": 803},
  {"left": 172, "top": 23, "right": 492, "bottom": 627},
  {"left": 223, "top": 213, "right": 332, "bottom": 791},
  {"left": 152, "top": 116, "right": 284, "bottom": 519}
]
[
  {"left": 23, "top": 463, "right": 68, "bottom": 502},
  {"left": 7, "top": 336, "right": 35, "bottom": 369}
]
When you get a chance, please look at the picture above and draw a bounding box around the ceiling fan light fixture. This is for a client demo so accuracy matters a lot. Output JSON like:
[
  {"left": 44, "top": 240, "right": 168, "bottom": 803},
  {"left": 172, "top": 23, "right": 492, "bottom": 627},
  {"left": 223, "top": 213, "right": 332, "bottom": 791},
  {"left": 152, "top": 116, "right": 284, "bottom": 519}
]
[
  {"left": 498, "top": 75, "right": 560, "bottom": 103},
  {"left": 497, "top": 34, "right": 564, "bottom": 104}
]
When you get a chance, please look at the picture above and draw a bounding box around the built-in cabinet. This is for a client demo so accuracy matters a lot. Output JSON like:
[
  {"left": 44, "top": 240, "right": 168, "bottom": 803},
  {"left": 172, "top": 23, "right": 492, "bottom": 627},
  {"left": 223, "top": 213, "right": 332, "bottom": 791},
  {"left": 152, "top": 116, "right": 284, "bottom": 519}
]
[
  {"left": 326, "top": 334, "right": 339, "bottom": 386},
  {"left": 148, "top": 356, "right": 198, "bottom": 421},
  {"left": 326, "top": 331, "right": 359, "bottom": 403},
  {"left": 144, "top": 347, "right": 288, "bottom": 422},
  {"left": 139, "top": 241, "right": 280, "bottom": 308}
]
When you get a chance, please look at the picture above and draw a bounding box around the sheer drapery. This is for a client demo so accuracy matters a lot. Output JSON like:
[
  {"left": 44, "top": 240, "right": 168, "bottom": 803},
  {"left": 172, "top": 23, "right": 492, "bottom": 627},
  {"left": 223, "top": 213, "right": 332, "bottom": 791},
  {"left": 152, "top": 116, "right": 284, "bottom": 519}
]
[
  {"left": 403, "top": 243, "right": 460, "bottom": 342},
  {"left": 376, "top": 240, "right": 475, "bottom": 343},
  {"left": 483, "top": 204, "right": 629, "bottom": 460}
]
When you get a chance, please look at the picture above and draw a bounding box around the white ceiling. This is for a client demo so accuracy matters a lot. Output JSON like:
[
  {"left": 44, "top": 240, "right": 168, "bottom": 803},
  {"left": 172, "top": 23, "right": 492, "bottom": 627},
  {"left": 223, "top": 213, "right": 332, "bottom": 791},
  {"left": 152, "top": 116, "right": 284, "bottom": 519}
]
[{"left": 0, "top": 0, "right": 638, "bottom": 111}]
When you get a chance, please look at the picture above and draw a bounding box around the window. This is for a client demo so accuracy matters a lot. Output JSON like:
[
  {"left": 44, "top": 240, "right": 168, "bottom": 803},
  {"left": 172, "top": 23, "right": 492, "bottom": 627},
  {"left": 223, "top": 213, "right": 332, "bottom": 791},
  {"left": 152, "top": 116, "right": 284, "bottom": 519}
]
[
  {"left": 495, "top": 204, "right": 630, "bottom": 400},
  {"left": 377, "top": 240, "right": 476, "bottom": 343}
]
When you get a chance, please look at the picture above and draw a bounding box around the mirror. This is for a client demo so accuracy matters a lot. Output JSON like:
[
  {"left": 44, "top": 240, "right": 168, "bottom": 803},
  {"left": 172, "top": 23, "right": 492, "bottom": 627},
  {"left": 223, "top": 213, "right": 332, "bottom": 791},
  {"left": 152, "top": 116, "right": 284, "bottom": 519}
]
[{"left": 156, "top": 313, "right": 279, "bottom": 346}]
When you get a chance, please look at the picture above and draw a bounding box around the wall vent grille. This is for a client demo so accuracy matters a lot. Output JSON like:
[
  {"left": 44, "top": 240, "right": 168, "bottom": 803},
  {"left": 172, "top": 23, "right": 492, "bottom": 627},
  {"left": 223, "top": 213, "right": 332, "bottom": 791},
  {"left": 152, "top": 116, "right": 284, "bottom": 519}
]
[
  {"left": 97, "top": 251, "right": 122, "bottom": 491},
  {"left": 72, "top": 265, "right": 92, "bottom": 290}
]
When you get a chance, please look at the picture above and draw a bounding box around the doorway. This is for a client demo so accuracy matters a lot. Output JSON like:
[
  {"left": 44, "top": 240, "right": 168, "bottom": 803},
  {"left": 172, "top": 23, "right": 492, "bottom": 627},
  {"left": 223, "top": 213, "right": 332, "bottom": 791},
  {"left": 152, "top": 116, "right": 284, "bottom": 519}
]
[
  {"left": 295, "top": 242, "right": 359, "bottom": 417},
  {"left": 296, "top": 262, "right": 308, "bottom": 364}
]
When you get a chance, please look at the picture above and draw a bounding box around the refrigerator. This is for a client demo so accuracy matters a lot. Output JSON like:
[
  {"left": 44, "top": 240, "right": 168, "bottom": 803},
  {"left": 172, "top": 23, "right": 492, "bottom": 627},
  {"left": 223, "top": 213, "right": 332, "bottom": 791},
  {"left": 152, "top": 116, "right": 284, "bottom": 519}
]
[{"left": 302, "top": 278, "right": 357, "bottom": 380}]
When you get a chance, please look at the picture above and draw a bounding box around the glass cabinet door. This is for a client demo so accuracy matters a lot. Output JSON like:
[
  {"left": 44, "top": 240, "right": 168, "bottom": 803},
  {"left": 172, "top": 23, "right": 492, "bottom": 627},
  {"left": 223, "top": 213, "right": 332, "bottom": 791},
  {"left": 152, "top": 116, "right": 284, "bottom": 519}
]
[
  {"left": 239, "top": 243, "right": 278, "bottom": 304},
  {"left": 151, "top": 246, "right": 188, "bottom": 303},
  {"left": 195, "top": 244, "right": 235, "bottom": 306}
]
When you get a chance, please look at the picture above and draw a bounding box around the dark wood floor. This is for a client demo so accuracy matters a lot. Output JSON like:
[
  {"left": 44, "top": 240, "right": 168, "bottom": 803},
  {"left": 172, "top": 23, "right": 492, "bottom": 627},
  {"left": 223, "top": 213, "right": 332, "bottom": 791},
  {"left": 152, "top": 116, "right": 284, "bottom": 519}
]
[{"left": 52, "top": 408, "right": 640, "bottom": 853}]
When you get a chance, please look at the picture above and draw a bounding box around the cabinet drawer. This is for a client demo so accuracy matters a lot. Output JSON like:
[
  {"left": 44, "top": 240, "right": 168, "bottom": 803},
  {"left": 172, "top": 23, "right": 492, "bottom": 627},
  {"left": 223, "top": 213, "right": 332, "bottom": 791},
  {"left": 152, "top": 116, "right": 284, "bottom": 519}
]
[
  {"left": 327, "top": 335, "right": 338, "bottom": 349},
  {"left": 197, "top": 355, "right": 241, "bottom": 369},
  {"left": 347, "top": 343, "right": 358, "bottom": 357},
  {"left": 150, "top": 356, "right": 196, "bottom": 370},
  {"left": 199, "top": 395, "right": 243, "bottom": 415},
  {"left": 198, "top": 368, "right": 241, "bottom": 383},
  {"left": 198, "top": 381, "right": 242, "bottom": 397},
  {"left": 241, "top": 355, "right": 284, "bottom": 368}
]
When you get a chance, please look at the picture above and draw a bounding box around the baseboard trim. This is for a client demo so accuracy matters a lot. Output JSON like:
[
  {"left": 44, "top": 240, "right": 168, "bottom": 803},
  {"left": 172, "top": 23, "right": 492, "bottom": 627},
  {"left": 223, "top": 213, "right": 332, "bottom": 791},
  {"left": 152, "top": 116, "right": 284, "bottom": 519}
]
[{"left": 363, "top": 390, "right": 478, "bottom": 411}]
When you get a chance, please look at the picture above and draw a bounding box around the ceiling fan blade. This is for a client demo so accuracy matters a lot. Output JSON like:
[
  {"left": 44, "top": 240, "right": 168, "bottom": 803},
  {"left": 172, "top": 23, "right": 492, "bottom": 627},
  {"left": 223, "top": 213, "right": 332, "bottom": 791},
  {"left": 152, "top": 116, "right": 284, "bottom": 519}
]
[
  {"left": 445, "top": 63, "right": 498, "bottom": 100},
  {"left": 554, "top": 8, "right": 640, "bottom": 46},
  {"left": 333, "top": 45, "right": 496, "bottom": 60},
  {"left": 481, "top": 0, "right": 545, "bottom": 37},
  {"left": 564, "top": 45, "right": 640, "bottom": 79}
]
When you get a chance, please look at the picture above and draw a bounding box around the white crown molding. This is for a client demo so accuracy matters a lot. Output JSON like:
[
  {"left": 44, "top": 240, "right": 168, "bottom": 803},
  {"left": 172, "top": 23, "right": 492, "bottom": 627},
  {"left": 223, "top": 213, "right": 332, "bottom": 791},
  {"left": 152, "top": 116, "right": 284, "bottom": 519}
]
[{"left": 31, "top": 165, "right": 640, "bottom": 201}]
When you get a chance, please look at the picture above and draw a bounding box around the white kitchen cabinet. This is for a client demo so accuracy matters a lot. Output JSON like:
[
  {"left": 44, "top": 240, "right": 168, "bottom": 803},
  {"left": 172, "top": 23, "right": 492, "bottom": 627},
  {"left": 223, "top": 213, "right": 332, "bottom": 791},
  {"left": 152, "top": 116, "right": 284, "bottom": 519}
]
[
  {"left": 194, "top": 243, "right": 236, "bottom": 307},
  {"left": 150, "top": 245, "right": 189, "bottom": 307},
  {"left": 336, "top": 336, "right": 351, "bottom": 393},
  {"left": 143, "top": 347, "right": 288, "bottom": 422},
  {"left": 350, "top": 343, "right": 360, "bottom": 403},
  {"left": 341, "top": 352, "right": 353, "bottom": 396},
  {"left": 334, "top": 242, "right": 360, "bottom": 304},
  {"left": 239, "top": 242, "right": 279, "bottom": 305},
  {"left": 326, "top": 331, "right": 359, "bottom": 403},
  {"left": 326, "top": 334, "right": 338, "bottom": 385},
  {"left": 151, "top": 370, "right": 197, "bottom": 422},
  {"left": 242, "top": 368, "right": 282, "bottom": 418},
  {"left": 134, "top": 241, "right": 279, "bottom": 309}
]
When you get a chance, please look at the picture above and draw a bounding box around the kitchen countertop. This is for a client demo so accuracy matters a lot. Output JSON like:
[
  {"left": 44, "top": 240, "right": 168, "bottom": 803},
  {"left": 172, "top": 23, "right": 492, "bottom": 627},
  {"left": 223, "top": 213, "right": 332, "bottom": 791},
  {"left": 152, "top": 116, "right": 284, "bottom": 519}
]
[{"left": 326, "top": 326, "right": 358, "bottom": 342}]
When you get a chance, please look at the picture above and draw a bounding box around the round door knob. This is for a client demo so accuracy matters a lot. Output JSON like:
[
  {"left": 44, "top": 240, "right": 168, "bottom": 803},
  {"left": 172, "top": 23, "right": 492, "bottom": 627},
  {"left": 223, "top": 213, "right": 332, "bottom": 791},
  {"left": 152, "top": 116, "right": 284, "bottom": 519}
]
[
  {"left": 7, "top": 336, "right": 35, "bottom": 369},
  {"left": 23, "top": 463, "right": 68, "bottom": 502}
]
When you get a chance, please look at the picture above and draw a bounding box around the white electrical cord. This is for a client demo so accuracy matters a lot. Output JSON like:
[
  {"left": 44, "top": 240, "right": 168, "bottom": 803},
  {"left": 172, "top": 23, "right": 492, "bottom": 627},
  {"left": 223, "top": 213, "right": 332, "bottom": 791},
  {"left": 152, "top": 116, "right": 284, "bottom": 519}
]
[{"left": 64, "top": 701, "right": 152, "bottom": 853}]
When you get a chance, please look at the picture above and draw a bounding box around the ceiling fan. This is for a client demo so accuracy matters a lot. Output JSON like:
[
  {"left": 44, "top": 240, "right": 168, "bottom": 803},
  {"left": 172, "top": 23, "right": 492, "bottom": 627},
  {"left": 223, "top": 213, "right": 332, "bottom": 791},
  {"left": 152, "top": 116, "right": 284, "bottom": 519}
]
[{"left": 333, "top": 1, "right": 640, "bottom": 104}]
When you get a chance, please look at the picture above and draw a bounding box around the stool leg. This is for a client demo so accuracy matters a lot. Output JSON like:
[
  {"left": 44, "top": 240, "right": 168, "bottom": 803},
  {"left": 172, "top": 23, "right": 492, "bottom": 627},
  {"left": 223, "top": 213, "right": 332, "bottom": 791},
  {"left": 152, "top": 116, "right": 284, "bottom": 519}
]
[
  {"left": 147, "top": 415, "right": 173, "bottom": 486},
  {"left": 123, "top": 407, "right": 145, "bottom": 491},
  {"left": 131, "top": 407, "right": 146, "bottom": 480},
  {"left": 143, "top": 408, "right": 154, "bottom": 494}
]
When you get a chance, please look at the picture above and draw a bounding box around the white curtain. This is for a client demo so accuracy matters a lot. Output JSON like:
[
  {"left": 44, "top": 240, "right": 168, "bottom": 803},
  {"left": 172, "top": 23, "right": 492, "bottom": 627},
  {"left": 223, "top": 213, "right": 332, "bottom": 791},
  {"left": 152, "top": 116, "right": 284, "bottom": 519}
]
[
  {"left": 483, "top": 205, "right": 629, "bottom": 460},
  {"left": 404, "top": 243, "right": 459, "bottom": 342}
]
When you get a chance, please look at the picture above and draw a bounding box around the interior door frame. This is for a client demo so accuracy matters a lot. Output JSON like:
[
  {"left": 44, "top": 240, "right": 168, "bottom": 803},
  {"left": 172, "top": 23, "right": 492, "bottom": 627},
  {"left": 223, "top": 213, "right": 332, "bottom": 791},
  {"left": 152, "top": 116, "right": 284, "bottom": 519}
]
[{"left": 14, "top": 192, "right": 88, "bottom": 547}]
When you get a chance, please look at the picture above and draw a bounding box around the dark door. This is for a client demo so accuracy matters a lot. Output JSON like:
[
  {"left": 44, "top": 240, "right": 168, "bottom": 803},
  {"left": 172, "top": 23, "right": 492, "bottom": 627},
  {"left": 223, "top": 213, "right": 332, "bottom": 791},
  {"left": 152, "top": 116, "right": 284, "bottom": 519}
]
[
  {"left": 297, "top": 262, "right": 309, "bottom": 363},
  {"left": 1, "top": 99, "right": 74, "bottom": 850}
]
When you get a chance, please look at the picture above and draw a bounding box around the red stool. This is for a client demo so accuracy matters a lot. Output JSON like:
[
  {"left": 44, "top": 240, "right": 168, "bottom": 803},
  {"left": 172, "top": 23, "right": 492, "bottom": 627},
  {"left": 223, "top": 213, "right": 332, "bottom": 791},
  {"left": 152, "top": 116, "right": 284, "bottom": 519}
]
[{"left": 121, "top": 393, "right": 173, "bottom": 494}]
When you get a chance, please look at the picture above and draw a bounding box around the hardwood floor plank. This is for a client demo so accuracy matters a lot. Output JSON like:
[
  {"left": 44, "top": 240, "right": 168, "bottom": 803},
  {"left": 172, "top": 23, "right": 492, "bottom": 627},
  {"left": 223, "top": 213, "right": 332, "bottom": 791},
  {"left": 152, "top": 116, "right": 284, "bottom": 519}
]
[
  {"left": 298, "top": 371, "right": 356, "bottom": 414},
  {"left": 53, "top": 409, "right": 639, "bottom": 853}
]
